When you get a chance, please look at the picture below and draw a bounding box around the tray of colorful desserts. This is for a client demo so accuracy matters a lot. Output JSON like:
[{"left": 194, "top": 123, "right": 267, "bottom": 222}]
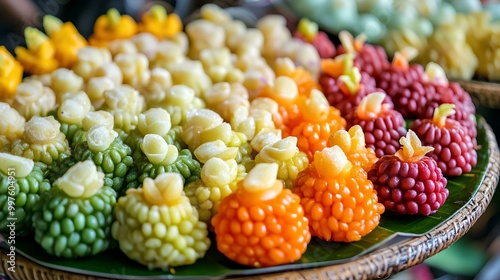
[
  {"left": 0, "top": 3, "right": 499, "bottom": 280},
  {"left": 275, "top": 0, "right": 500, "bottom": 108}
]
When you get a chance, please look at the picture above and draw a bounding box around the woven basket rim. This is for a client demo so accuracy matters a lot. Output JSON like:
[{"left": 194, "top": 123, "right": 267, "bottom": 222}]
[{"left": 1, "top": 118, "right": 499, "bottom": 280}]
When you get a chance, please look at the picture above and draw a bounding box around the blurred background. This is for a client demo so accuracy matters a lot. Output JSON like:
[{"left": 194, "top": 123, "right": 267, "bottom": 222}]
[{"left": 0, "top": 0, "right": 499, "bottom": 279}]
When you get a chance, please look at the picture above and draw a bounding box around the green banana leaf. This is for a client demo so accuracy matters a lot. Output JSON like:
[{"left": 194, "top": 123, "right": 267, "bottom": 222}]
[{"left": 0, "top": 117, "right": 491, "bottom": 279}]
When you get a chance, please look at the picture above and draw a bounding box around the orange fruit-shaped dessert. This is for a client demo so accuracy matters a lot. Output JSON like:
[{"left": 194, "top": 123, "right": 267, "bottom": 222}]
[
  {"left": 293, "top": 146, "right": 384, "bottom": 242},
  {"left": 212, "top": 163, "right": 311, "bottom": 267}
]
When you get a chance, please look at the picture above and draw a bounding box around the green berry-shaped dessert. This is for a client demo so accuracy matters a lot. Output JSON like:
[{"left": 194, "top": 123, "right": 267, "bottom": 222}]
[
  {"left": 32, "top": 160, "right": 116, "bottom": 257},
  {"left": 73, "top": 125, "right": 134, "bottom": 194},
  {"left": 112, "top": 173, "right": 211, "bottom": 269},
  {"left": 0, "top": 153, "right": 51, "bottom": 235},
  {"left": 124, "top": 134, "right": 201, "bottom": 195}
]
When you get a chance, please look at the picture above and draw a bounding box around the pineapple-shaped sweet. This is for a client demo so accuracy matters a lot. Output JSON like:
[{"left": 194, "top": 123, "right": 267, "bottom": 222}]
[
  {"left": 411, "top": 104, "right": 477, "bottom": 177},
  {"left": 288, "top": 89, "right": 346, "bottom": 161},
  {"left": 112, "top": 173, "right": 211, "bottom": 269},
  {"left": 31, "top": 161, "right": 116, "bottom": 257},
  {"left": 0, "top": 153, "right": 50, "bottom": 235},
  {"left": 327, "top": 125, "right": 378, "bottom": 172},
  {"left": 212, "top": 163, "right": 311, "bottom": 267},
  {"left": 368, "top": 130, "right": 449, "bottom": 216},
  {"left": 186, "top": 139, "right": 245, "bottom": 224},
  {"left": 345, "top": 92, "right": 407, "bottom": 157},
  {"left": 254, "top": 137, "right": 309, "bottom": 189},
  {"left": 9, "top": 116, "right": 70, "bottom": 165},
  {"left": 293, "top": 146, "right": 384, "bottom": 242}
]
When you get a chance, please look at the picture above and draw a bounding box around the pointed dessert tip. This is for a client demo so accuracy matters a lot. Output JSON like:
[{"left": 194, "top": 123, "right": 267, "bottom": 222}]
[
  {"left": 25, "top": 27, "right": 49, "bottom": 51},
  {"left": 339, "top": 66, "right": 361, "bottom": 95},
  {"left": 297, "top": 18, "right": 318, "bottom": 41},
  {"left": 201, "top": 157, "right": 237, "bottom": 187},
  {"left": 314, "top": 145, "right": 351, "bottom": 178},
  {"left": 392, "top": 46, "right": 417, "bottom": 70},
  {"left": 339, "top": 30, "right": 355, "bottom": 54},
  {"left": 194, "top": 140, "right": 238, "bottom": 163},
  {"left": 143, "top": 173, "right": 184, "bottom": 206},
  {"left": 150, "top": 5, "right": 167, "bottom": 21},
  {"left": 0, "top": 152, "right": 34, "bottom": 178},
  {"left": 395, "top": 130, "right": 434, "bottom": 162},
  {"left": 432, "top": 103, "right": 456, "bottom": 127},
  {"left": 353, "top": 33, "right": 367, "bottom": 52},
  {"left": 141, "top": 134, "right": 178, "bottom": 165},
  {"left": 24, "top": 116, "right": 60, "bottom": 145},
  {"left": 320, "top": 53, "right": 354, "bottom": 79},
  {"left": 243, "top": 163, "right": 279, "bottom": 193},
  {"left": 424, "top": 62, "right": 449, "bottom": 87},
  {"left": 43, "top": 15, "right": 63, "bottom": 36},
  {"left": 328, "top": 129, "right": 352, "bottom": 151},
  {"left": 356, "top": 92, "right": 386, "bottom": 120},
  {"left": 56, "top": 160, "right": 105, "bottom": 198},
  {"left": 107, "top": 8, "right": 121, "bottom": 28}
]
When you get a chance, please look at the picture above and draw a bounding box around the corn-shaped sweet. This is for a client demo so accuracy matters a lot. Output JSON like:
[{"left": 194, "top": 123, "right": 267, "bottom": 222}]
[
  {"left": 89, "top": 8, "right": 138, "bottom": 47},
  {"left": 255, "top": 137, "right": 309, "bottom": 189},
  {"left": 100, "top": 85, "right": 146, "bottom": 133},
  {"left": 0, "top": 46, "right": 23, "bottom": 101},
  {"left": 11, "top": 80, "right": 56, "bottom": 121},
  {"left": 72, "top": 47, "right": 112, "bottom": 82},
  {"left": 212, "top": 163, "right": 311, "bottom": 267},
  {"left": 327, "top": 125, "right": 378, "bottom": 172},
  {"left": 32, "top": 161, "right": 116, "bottom": 257},
  {"left": 158, "top": 85, "right": 205, "bottom": 127},
  {"left": 114, "top": 52, "right": 151, "bottom": 89},
  {"left": 288, "top": 89, "right": 346, "bottom": 161},
  {"left": 15, "top": 27, "right": 58, "bottom": 75},
  {"left": 49, "top": 68, "right": 84, "bottom": 105},
  {"left": 43, "top": 15, "right": 87, "bottom": 68},
  {"left": 56, "top": 91, "right": 92, "bottom": 147},
  {"left": 141, "top": 68, "right": 172, "bottom": 109},
  {"left": 169, "top": 60, "right": 212, "bottom": 97},
  {"left": 9, "top": 116, "right": 70, "bottom": 165},
  {"left": 112, "top": 173, "right": 211, "bottom": 269},
  {"left": 139, "top": 5, "right": 183, "bottom": 40},
  {"left": 293, "top": 146, "right": 384, "bottom": 242},
  {"left": 200, "top": 48, "right": 244, "bottom": 83},
  {"left": 0, "top": 153, "right": 50, "bottom": 235}
]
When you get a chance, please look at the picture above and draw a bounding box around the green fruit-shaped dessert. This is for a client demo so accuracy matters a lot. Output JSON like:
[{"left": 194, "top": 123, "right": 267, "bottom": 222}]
[
  {"left": 32, "top": 160, "right": 116, "bottom": 257},
  {"left": 112, "top": 173, "right": 211, "bottom": 269},
  {"left": 0, "top": 153, "right": 51, "bottom": 235}
]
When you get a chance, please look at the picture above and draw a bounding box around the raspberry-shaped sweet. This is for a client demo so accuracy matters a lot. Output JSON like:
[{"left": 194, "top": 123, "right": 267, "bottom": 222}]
[
  {"left": 318, "top": 55, "right": 389, "bottom": 118},
  {"left": 32, "top": 161, "right": 116, "bottom": 257},
  {"left": 255, "top": 137, "right": 309, "bottom": 189},
  {"left": 376, "top": 48, "right": 425, "bottom": 101},
  {"left": 9, "top": 116, "right": 70, "bottom": 165},
  {"left": 345, "top": 93, "right": 407, "bottom": 157},
  {"left": 112, "top": 173, "right": 210, "bottom": 269},
  {"left": 72, "top": 126, "right": 133, "bottom": 194},
  {"left": 367, "top": 130, "right": 449, "bottom": 216},
  {"left": 288, "top": 89, "right": 346, "bottom": 161},
  {"left": 410, "top": 104, "right": 477, "bottom": 177},
  {"left": 0, "top": 154, "right": 50, "bottom": 235},
  {"left": 293, "top": 146, "right": 384, "bottom": 242},
  {"left": 327, "top": 125, "right": 378, "bottom": 172},
  {"left": 293, "top": 18, "right": 336, "bottom": 59},
  {"left": 336, "top": 31, "right": 389, "bottom": 79},
  {"left": 212, "top": 163, "right": 311, "bottom": 267}
]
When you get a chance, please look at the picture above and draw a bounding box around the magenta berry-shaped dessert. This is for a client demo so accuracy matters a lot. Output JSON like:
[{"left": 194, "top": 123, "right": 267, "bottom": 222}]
[
  {"left": 411, "top": 104, "right": 477, "bottom": 177},
  {"left": 368, "top": 130, "right": 449, "bottom": 216},
  {"left": 376, "top": 48, "right": 424, "bottom": 101},
  {"left": 345, "top": 92, "right": 406, "bottom": 157},
  {"left": 336, "top": 31, "right": 389, "bottom": 79},
  {"left": 318, "top": 54, "right": 389, "bottom": 118},
  {"left": 293, "top": 18, "right": 336, "bottom": 59}
]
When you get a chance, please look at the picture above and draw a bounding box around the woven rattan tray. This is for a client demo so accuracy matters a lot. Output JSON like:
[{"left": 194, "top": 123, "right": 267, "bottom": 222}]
[
  {"left": 454, "top": 80, "right": 500, "bottom": 109},
  {"left": 1, "top": 117, "right": 499, "bottom": 280}
]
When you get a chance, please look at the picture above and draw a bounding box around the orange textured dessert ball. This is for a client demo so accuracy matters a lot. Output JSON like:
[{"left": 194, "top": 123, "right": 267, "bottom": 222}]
[
  {"left": 211, "top": 163, "right": 311, "bottom": 267},
  {"left": 293, "top": 146, "right": 384, "bottom": 242}
]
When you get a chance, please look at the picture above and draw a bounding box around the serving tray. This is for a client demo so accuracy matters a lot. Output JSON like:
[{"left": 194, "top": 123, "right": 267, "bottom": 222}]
[{"left": 1, "top": 116, "right": 498, "bottom": 280}]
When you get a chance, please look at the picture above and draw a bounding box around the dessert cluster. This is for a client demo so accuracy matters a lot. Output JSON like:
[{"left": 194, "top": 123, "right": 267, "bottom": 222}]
[{"left": 0, "top": 4, "right": 478, "bottom": 270}]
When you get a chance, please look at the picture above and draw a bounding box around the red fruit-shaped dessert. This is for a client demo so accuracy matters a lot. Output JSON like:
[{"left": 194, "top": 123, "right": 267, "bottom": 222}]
[
  {"left": 410, "top": 104, "right": 477, "bottom": 177},
  {"left": 368, "top": 130, "right": 449, "bottom": 216},
  {"left": 376, "top": 47, "right": 424, "bottom": 101},
  {"left": 345, "top": 92, "right": 406, "bottom": 157},
  {"left": 336, "top": 31, "right": 389, "bottom": 79},
  {"left": 318, "top": 54, "right": 389, "bottom": 118},
  {"left": 293, "top": 18, "right": 336, "bottom": 59}
]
